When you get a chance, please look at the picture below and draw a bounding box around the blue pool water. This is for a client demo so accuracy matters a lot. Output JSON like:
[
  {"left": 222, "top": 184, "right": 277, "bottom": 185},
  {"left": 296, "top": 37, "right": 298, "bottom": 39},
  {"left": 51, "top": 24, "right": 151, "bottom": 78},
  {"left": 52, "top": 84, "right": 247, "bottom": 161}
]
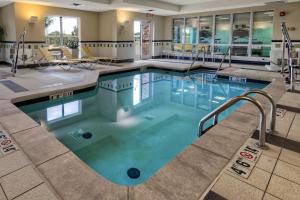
[{"left": 19, "top": 69, "right": 266, "bottom": 186}]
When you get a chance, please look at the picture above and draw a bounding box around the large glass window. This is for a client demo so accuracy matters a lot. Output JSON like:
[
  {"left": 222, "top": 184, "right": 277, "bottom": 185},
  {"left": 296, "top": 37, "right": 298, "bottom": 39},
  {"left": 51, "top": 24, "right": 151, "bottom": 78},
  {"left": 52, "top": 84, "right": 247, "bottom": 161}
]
[
  {"left": 199, "top": 16, "right": 213, "bottom": 44},
  {"left": 232, "top": 13, "right": 250, "bottom": 44},
  {"left": 185, "top": 17, "right": 198, "bottom": 44},
  {"left": 215, "top": 15, "right": 231, "bottom": 44},
  {"left": 252, "top": 11, "right": 273, "bottom": 45},
  {"left": 45, "top": 16, "right": 79, "bottom": 46},
  {"left": 171, "top": 10, "right": 274, "bottom": 58},
  {"left": 252, "top": 11, "right": 274, "bottom": 57},
  {"left": 173, "top": 18, "right": 185, "bottom": 43}
]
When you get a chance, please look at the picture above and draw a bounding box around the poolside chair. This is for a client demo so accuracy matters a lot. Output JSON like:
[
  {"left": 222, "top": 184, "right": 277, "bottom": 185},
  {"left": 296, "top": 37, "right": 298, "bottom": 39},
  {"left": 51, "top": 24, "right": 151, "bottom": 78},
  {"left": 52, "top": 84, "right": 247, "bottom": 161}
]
[
  {"left": 182, "top": 44, "right": 193, "bottom": 59},
  {"left": 81, "top": 45, "right": 113, "bottom": 64},
  {"left": 38, "top": 47, "right": 80, "bottom": 71},
  {"left": 169, "top": 44, "right": 183, "bottom": 59}
]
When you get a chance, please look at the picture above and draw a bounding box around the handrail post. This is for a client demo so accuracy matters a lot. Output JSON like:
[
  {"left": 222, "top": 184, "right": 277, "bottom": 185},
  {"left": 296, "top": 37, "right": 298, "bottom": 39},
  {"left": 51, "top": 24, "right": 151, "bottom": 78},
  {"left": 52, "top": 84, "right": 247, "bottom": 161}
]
[
  {"left": 229, "top": 46, "right": 232, "bottom": 67},
  {"left": 198, "top": 96, "right": 267, "bottom": 149},
  {"left": 241, "top": 90, "right": 276, "bottom": 134}
]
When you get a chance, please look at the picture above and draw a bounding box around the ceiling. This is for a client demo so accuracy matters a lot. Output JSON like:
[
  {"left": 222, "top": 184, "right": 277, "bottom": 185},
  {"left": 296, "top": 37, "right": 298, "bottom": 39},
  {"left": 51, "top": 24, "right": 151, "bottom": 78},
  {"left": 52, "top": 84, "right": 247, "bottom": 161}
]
[{"left": 0, "top": 0, "right": 299, "bottom": 15}]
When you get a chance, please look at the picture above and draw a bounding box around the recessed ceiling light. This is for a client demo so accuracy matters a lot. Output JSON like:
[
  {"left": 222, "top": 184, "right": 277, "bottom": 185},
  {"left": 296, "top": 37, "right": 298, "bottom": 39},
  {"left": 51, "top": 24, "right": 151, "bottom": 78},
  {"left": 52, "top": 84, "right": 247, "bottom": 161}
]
[
  {"left": 147, "top": 9, "right": 155, "bottom": 12},
  {"left": 73, "top": 3, "right": 82, "bottom": 6}
]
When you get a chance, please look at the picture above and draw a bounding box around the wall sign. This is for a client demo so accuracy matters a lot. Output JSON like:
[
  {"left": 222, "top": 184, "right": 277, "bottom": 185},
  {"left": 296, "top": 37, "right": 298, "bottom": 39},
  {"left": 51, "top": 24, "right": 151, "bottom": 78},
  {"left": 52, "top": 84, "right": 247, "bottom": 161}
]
[
  {"left": 0, "top": 130, "right": 18, "bottom": 156},
  {"left": 50, "top": 91, "right": 73, "bottom": 100},
  {"left": 226, "top": 144, "right": 262, "bottom": 178}
]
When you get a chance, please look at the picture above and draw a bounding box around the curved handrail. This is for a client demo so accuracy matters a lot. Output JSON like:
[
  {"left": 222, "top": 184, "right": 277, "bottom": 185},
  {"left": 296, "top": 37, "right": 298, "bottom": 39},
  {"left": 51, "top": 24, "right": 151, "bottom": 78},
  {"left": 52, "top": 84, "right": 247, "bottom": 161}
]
[
  {"left": 187, "top": 46, "right": 207, "bottom": 74},
  {"left": 241, "top": 90, "right": 276, "bottom": 134},
  {"left": 198, "top": 95, "right": 267, "bottom": 148}
]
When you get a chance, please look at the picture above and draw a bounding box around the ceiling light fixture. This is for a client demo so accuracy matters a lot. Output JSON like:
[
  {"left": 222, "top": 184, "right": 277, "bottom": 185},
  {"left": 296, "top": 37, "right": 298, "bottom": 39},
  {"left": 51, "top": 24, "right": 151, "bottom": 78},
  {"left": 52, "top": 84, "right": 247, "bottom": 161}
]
[{"left": 72, "top": 3, "right": 82, "bottom": 6}]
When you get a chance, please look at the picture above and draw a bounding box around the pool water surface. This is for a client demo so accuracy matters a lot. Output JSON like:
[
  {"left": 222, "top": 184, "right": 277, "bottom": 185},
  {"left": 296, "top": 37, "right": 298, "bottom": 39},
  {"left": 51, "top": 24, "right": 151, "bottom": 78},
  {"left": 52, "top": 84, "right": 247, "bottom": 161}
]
[{"left": 19, "top": 69, "right": 266, "bottom": 186}]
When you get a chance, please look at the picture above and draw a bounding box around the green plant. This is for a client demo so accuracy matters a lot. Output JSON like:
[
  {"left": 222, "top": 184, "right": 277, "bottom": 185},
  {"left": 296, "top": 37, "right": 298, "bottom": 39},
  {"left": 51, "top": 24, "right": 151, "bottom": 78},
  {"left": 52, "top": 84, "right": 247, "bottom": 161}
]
[
  {"left": 0, "top": 26, "right": 5, "bottom": 41},
  {"left": 66, "top": 38, "right": 79, "bottom": 49}
]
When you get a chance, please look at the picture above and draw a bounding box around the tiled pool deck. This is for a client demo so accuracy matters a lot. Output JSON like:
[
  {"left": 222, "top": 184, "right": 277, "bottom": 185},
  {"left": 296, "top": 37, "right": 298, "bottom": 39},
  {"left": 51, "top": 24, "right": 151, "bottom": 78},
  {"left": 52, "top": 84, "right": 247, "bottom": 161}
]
[{"left": 0, "top": 60, "right": 299, "bottom": 200}]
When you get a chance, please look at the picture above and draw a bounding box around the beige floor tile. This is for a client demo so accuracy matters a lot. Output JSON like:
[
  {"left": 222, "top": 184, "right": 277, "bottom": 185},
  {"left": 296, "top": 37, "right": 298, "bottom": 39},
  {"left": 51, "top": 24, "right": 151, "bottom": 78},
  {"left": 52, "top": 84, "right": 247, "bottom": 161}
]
[
  {"left": 0, "top": 166, "right": 43, "bottom": 200},
  {"left": 256, "top": 154, "right": 277, "bottom": 173},
  {"left": 38, "top": 152, "right": 127, "bottom": 200},
  {"left": 280, "top": 149, "right": 300, "bottom": 168},
  {"left": 274, "top": 160, "right": 300, "bottom": 185},
  {"left": 0, "top": 101, "right": 19, "bottom": 118},
  {"left": 193, "top": 124, "right": 248, "bottom": 159},
  {"left": 263, "top": 193, "right": 281, "bottom": 200},
  {"left": 131, "top": 146, "right": 228, "bottom": 200},
  {"left": 212, "top": 173, "right": 264, "bottom": 200},
  {"left": 246, "top": 138, "right": 281, "bottom": 159},
  {"left": 219, "top": 111, "right": 259, "bottom": 135},
  {"left": 287, "top": 113, "right": 300, "bottom": 142},
  {"left": 13, "top": 184, "right": 58, "bottom": 200},
  {"left": 269, "top": 111, "right": 296, "bottom": 138},
  {"left": 0, "top": 151, "right": 29, "bottom": 178},
  {"left": 13, "top": 126, "right": 69, "bottom": 165},
  {"left": 267, "top": 175, "right": 300, "bottom": 200},
  {"left": 0, "top": 112, "right": 38, "bottom": 134},
  {"left": 0, "top": 187, "right": 6, "bottom": 200},
  {"left": 226, "top": 167, "right": 271, "bottom": 191}
]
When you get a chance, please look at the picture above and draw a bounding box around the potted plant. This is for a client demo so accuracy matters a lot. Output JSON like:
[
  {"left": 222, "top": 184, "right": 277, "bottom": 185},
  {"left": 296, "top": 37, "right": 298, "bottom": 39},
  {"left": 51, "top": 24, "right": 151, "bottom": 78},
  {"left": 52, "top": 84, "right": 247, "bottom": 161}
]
[{"left": 66, "top": 38, "right": 79, "bottom": 58}]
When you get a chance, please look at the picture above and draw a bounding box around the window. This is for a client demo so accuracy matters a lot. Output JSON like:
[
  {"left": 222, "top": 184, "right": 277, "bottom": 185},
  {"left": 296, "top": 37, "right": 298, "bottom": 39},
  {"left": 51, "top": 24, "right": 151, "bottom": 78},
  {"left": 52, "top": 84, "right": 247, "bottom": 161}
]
[
  {"left": 45, "top": 16, "right": 79, "bottom": 46},
  {"left": 47, "top": 100, "right": 82, "bottom": 123},
  {"left": 173, "top": 18, "right": 185, "bottom": 43},
  {"left": 214, "top": 15, "right": 231, "bottom": 55},
  {"left": 171, "top": 10, "right": 274, "bottom": 59},
  {"left": 252, "top": 11, "right": 274, "bottom": 57},
  {"left": 199, "top": 16, "right": 213, "bottom": 44},
  {"left": 232, "top": 13, "right": 250, "bottom": 45},
  {"left": 215, "top": 15, "right": 231, "bottom": 44},
  {"left": 185, "top": 17, "right": 198, "bottom": 44}
]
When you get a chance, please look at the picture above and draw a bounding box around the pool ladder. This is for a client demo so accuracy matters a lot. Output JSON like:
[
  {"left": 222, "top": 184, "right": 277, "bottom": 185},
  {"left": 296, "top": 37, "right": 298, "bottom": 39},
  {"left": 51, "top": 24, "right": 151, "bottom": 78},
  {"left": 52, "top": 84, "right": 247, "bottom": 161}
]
[
  {"left": 198, "top": 90, "right": 276, "bottom": 149},
  {"left": 187, "top": 46, "right": 207, "bottom": 74}
]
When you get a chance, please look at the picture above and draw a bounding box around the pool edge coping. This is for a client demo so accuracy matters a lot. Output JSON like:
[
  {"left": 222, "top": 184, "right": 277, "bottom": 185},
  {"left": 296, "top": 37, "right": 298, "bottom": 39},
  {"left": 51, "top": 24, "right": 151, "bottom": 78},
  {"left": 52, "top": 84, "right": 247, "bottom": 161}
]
[{"left": 0, "top": 64, "right": 286, "bottom": 200}]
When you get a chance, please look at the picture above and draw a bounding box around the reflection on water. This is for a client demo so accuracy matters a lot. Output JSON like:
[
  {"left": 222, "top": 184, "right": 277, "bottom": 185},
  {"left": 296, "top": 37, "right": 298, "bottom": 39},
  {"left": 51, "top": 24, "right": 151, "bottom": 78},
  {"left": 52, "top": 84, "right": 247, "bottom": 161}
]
[{"left": 20, "top": 70, "right": 266, "bottom": 186}]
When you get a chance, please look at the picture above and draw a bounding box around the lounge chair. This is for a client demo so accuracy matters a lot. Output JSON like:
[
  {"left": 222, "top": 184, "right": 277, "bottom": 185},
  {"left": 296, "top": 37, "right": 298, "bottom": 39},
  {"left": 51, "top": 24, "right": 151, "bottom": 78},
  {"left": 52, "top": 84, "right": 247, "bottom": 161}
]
[
  {"left": 38, "top": 47, "right": 80, "bottom": 71},
  {"left": 60, "top": 47, "right": 97, "bottom": 70},
  {"left": 81, "top": 45, "right": 113, "bottom": 64}
]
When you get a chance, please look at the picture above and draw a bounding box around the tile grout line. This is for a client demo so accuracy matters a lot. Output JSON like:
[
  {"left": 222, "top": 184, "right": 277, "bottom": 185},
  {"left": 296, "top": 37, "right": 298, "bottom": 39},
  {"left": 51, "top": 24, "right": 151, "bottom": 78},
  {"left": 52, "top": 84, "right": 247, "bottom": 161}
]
[
  {"left": 225, "top": 168, "right": 266, "bottom": 192},
  {"left": 261, "top": 112, "right": 297, "bottom": 199},
  {"left": 0, "top": 183, "right": 8, "bottom": 200},
  {"left": 5, "top": 128, "right": 65, "bottom": 200},
  {"left": 9, "top": 124, "right": 40, "bottom": 135},
  {"left": 0, "top": 163, "right": 31, "bottom": 180},
  {"left": 10, "top": 182, "right": 44, "bottom": 200},
  {"left": 191, "top": 143, "right": 229, "bottom": 160},
  {"left": 36, "top": 150, "right": 70, "bottom": 167}
]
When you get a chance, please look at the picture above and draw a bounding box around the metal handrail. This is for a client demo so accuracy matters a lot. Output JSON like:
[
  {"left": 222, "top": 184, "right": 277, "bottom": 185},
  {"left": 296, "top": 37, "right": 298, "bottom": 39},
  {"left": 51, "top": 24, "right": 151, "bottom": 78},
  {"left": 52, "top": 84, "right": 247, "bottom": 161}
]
[
  {"left": 198, "top": 95, "right": 267, "bottom": 148},
  {"left": 281, "top": 22, "right": 295, "bottom": 91},
  {"left": 187, "top": 46, "right": 207, "bottom": 74},
  {"left": 241, "top": 90, "right": 276, "bottom": 134},
  {"left": 216, "top": 46, "right": 232, "bottom": 72},
  {"left": 11, "top": 28, "right": 27, "bottom": 76}
]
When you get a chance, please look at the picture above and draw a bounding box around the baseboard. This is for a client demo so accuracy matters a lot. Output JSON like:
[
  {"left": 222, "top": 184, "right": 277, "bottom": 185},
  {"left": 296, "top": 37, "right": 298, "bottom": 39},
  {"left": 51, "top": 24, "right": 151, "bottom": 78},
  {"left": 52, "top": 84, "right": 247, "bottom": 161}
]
[{"left": 154, "top": 56, "right": 269, "bottom": 66}]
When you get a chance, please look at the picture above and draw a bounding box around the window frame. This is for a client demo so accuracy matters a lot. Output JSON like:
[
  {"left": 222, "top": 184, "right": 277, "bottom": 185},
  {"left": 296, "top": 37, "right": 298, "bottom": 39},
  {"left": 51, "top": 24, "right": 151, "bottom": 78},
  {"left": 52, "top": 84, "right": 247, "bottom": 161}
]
[{"left": 171, "top": 10, "right": 274, "bottom": 59}]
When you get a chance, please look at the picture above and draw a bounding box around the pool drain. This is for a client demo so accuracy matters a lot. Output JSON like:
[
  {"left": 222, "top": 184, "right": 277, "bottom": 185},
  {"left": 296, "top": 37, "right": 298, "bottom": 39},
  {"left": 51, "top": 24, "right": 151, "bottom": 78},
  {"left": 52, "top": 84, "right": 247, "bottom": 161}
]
[
  {"left": 127, "top": 168, "right": 140, "bottom": 179},
  {"left": 82, "top": 132, "right": 93, "bottom": 139}
]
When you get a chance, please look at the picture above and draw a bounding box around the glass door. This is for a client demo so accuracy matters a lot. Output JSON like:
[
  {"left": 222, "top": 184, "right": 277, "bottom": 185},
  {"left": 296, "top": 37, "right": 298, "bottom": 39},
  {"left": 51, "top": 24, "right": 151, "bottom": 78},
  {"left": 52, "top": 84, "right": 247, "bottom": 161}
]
[{"left": 141, "top": 21, "right": 153, "bottom": 60}]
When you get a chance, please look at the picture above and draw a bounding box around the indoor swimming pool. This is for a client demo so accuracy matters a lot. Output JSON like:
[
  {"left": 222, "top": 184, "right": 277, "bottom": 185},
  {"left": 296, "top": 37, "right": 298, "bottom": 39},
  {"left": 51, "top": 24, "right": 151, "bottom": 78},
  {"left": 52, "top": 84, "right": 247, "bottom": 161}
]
[{"left": 19, "top": 69, "right": 267, "bottom": 186}]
